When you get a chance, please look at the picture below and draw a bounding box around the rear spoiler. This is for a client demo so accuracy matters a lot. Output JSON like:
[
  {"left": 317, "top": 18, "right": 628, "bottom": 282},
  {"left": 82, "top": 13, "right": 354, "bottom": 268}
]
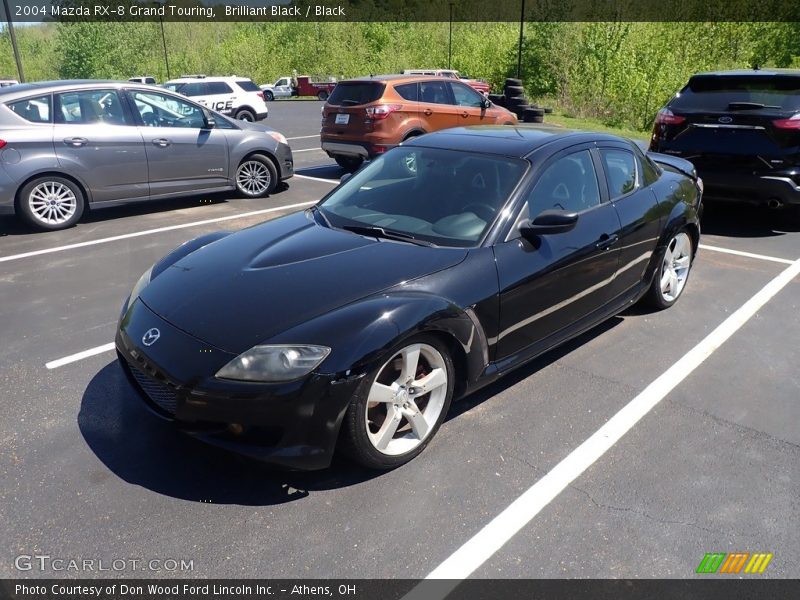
[{"left": 647, "top": 152, "right": 698, "bottom": 182}]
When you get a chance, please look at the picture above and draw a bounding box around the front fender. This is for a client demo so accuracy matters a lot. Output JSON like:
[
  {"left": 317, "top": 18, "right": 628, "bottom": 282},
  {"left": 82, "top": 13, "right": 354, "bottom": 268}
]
[{"left": 267, "top": 292, "right": 487, "bottom": 390}]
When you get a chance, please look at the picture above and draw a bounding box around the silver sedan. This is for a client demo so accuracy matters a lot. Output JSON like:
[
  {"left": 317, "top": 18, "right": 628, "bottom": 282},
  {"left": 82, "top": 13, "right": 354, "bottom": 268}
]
[{"left": 0, "top": 80, "right": 294, "bottom": 231}]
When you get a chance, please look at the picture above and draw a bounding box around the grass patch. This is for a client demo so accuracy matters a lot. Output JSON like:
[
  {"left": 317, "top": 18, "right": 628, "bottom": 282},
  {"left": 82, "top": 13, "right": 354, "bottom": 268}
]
[{"left": 543, "top": 112, "right": 650, "bottom": 142}]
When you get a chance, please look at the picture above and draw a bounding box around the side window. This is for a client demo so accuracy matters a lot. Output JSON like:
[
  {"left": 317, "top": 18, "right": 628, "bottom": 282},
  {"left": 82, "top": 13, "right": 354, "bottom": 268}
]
[
  {"left": 276, "top": 78, "right": 289, "bottom": 87},
  {"left": 450, "top": 82, "right": 483, "bottom": 107},
  {"left": 8, "top": 95, "right": 51, "bottom": 123},
  {"left": 601, "top": 149, "right": 638, "bottom": 199},
  {"left": 130, "top": 91, "right": 206, "bottom": 129},
  {"left": 55, "top": 90, "right": 128, "bottom": 125},
  {"left": 180, "top": 82, "right": 206, "bottom": 97},
  {"left": 527, "top": 150, "right": 601, "bottom": 216},
  {"left": 394, "top": 82, "right": 418, "bottom": 102},
  {"left": 419, "top": 81, "right": 452, "bottom": 105},
  {"left": 208, "top": 82, "right": 233, "bottom": 95}
]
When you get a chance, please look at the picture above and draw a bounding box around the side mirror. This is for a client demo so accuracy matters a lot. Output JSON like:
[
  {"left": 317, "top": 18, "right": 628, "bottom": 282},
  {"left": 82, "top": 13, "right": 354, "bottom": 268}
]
[
  {"left": 204, "top": 116, "right": 216, "bottom": 129},
  {"left": 518, "top": 209, "right": 578, "bottom": 239},
  {"left": 340, "top": 173, "right": 352, "bottom": 183},
  {"left": 481, "top": 98, "right": 491, "bottom": 109}
]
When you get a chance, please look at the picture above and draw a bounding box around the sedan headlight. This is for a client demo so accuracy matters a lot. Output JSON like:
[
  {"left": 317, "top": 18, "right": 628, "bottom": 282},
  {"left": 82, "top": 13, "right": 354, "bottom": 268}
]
[
  {"left": 129, "top": 265, "right": 153, "bottom": 305},
  {"left": 216, "top": 345, "right": 330, "bottom": 383},
  {"left": 267, "top": 130, "right": 288, "bottom": 145}
]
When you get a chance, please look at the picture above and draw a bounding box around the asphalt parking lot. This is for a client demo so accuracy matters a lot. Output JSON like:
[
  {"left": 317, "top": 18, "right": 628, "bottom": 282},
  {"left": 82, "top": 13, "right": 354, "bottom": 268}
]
[{"left": 0, "top": 100, "right": 798, "bottom": 581}]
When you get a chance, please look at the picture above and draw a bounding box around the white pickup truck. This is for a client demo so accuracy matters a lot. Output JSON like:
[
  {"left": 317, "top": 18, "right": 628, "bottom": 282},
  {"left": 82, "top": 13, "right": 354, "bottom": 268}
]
[{"left": 259, "top": 77, "right": 294, "bottom": 101}]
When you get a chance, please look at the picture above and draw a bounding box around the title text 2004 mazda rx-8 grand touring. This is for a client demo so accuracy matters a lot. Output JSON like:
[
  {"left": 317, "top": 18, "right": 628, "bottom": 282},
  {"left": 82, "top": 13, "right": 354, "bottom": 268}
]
[{"left": 116, "top": 126, "right": 702, "bottom": 470}]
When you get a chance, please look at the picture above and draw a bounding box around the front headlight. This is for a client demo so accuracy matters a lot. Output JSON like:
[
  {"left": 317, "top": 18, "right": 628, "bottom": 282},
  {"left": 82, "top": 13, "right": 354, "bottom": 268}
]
[
  {"left": 266, "top": 130, "right": 288, "bottom": 145},
  {"left": 215, "top": 345, "right": 331, "bottom": 383},
  {"left": 129, "top": 265, "right": 153, "bottom": 305}
]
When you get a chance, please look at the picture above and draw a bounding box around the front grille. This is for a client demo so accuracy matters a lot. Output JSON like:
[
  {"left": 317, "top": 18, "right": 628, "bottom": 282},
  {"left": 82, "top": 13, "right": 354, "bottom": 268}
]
[{"left": 130, "top": 365, "right": 178, "bottom": 416}]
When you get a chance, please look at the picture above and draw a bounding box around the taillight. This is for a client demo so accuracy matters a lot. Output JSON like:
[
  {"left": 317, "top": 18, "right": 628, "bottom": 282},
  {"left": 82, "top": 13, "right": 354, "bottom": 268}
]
[
  {"left": 365, "top": 104, "right": 402, "bottom": 120},
  {"left": 655, "top": 108, "right": 686, "bottom": 126},
  {"left": 0, "top": 140, "right": 6, "bottom": 149},
  {"left": 773, "top": 115, "right": 800, "bottom": 130},
  {"left": 257, "top": 91, "right": 264, "bottom": 101}
]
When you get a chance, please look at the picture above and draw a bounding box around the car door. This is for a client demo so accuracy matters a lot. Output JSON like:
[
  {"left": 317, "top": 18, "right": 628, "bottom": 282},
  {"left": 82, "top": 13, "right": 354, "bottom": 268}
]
[
  {"left": 493, "top": 147, "right": 622, "bottom": 361},
  {"left": 126, "top": 89, "right": 230, "bottom": 197},
  {"left": 448, "top": 81, "right": 492, "bottom": 126},
  {"left": 418, "top": 79, "right": 460, "bottom": 131},
  {"left": 274, "top": 78, "right": 293, "bottom": 98},
  {"left": 52, "top": 88, "right": 148, "bottom": 203},
  {"left": 598, "top": 144, "right": 663, "bottom": 299}
]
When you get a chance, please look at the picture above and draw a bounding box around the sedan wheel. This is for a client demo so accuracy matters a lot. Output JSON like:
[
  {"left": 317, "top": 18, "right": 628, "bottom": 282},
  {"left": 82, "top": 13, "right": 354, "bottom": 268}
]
[
  {"left": 18, "top": 176, "right": 85, "bottom": 231},
  {"left": 646, "top": 230, "right": 693, "bottom": 309},
  {"left": 235, "top": 155, "right": 277, "bottom": 197},
  {"left": 342, "top": 336, "right": 454, "bottom": 469}
]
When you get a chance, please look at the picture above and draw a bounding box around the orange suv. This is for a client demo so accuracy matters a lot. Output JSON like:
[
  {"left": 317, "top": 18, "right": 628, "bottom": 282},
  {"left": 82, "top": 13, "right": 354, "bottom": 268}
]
[{"left": 321, "top": 75, "right": 517, "bottom": 170}]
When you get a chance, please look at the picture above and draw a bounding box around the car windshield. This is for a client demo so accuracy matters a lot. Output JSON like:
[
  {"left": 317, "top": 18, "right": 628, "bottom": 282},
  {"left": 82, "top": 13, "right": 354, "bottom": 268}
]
[{"left": 318, "top": 147, "right": 528, "bottom": 247}]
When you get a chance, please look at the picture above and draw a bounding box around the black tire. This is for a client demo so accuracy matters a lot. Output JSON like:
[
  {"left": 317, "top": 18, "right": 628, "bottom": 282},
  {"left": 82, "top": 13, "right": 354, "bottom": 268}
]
[
  {"left": 235, "top": 154, "right": 278, "bottom": 198},
  {"left": 644, "top": 230, "right": 694, "bottom": 310},
  {"left": 17, "top": 175, "right": 85, "bottom": 231},
  {"left": 264, "top": 90, "right": 274, "bottom": 101},
  {"left": 505, "top": 77, "right": 522, "bottom": 87},
  {"left": 543, "top": 107, "right": 554, "bottom": 114},
  {"left": 488, "top": 93, "right": 504, "bottom": 106},
  {"left": 317, "top": 90, "right": 329, "bottom": 101},
  {"left": 530, "top": 115, "right": 545, "bottom": 123},
  {"left": 235, "top": 108, "right": 256, "bottom": 122},
  {"left": 339, "top": 334, "right": 456, "bottom": 470},
  {"left": 522, "top": 107, "right": 545, "bottom": 120},
  {"left": 506, "top": 95, "right": 526, "bottom": 108},
  {"left": 334, "top": 155, "right": 363, "bottom": 172},
  {"left": 514, "top": 104, "right": 531, "bottom": 117},
  {"left": 504, "top": 85, "right": 524, "bottom": 97}
]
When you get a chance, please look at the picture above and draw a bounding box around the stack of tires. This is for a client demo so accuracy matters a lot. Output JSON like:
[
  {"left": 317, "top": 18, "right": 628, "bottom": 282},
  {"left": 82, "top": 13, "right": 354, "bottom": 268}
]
[{"left": 494, "top": 78, "right": 546, "bottom": 124}]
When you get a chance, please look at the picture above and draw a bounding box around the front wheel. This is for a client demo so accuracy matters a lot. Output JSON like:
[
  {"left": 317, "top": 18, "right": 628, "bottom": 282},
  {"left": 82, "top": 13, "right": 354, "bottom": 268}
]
[
  {"left": 340, "top": 335, "right": 455, "bottom": 470},
  {"left": 317, "top": 90, "right": 329, "bottom": 101},
  {"left": 18, "top": 176, "right": 85, "bottom": 231},
  {"left": 264, "top": 91, "right": 274, "bottom": 101},
  {"left": 235, "top": 155, "right": 278, "bottom": 197},
  {"left": 645, "top": 230, "right": 694, "bottom": 309}
]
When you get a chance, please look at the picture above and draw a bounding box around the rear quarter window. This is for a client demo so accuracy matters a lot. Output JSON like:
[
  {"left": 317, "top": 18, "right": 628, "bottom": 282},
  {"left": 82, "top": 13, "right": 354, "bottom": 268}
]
[
  {"left": 670, "top": 75, "right": 800, "bottom": 112},
  {"left": 235, "top": 79, "right": 260, "bottom": 92},
  {"left": 7, "top": 95, "right": 51, "bottom": 123},
  {"left": 327, "top": 82, "right": 385, "bottom": 106},
  {"left": 394, "top": 82, "right": 418, "bottom": 101}
]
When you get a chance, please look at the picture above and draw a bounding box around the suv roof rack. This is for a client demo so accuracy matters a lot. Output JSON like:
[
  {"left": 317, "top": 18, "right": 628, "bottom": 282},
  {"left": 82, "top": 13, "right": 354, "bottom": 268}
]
[{"left": 180, "top": 74, "right": 207, "bottom": 79}]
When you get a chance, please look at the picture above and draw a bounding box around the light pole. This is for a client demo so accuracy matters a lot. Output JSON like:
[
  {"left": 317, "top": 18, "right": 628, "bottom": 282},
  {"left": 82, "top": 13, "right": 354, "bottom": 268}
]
[
  {"left": 1, "top": 0, "right": 25, "bottom": 82},
  {"left": 448, "top": 3, "right": 454, "bottom": 70},
  {"left": 159, "top": 15, "right": 170, "bottom": 80},
  {"left": 516, "top": 0, "right": 525, "bottom": 79}
]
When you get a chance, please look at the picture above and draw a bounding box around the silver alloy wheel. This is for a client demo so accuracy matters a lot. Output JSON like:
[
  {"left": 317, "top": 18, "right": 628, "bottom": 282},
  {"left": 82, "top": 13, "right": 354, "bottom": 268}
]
[
  {"left": 236, "top": 160, "right": 272, "bottom": 196},
  {"left": 365, "top": 343, "right": 448, "bottom": 456},
  {"left": 660, "top": 232, "right": 692, "bottom": 302},
  {"left": 28, "top": 181, "right": 77, "bottom": 225}
]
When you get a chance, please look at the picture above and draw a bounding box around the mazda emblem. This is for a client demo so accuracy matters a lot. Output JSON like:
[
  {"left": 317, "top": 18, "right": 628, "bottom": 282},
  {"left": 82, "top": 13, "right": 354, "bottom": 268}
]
[
  {"left": 142, "top": 328, "right": 161, "bottom": 347},
  {"left": 718, "top": 116, "right": 733, "bottom": 124}
]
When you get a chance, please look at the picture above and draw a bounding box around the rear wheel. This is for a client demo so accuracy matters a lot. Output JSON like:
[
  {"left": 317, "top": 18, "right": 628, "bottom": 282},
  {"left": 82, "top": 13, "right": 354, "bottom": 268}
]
[
  {"left": 235, "top": 108, "right": 256, "bottom": 122},
  {"left": 235, "top": 154, "right": 278, "bottom": 197},
  {"left": 317, "top": 90, "right": 329, "bottom": 101},
  {"left": 264, "top": 90, "right": 274, "bottom": 101},
  {"left": 18, "top": 175, "right": 85, "bottom": 231},
  {"left": 645, "top": 230, "right": 694, "bottom": 309},
  {"left": 334, "top": 155, "right": 363, "bottom": 172},
  {"left": 340, "top": 335, "right": 455, "bottom": 470}
]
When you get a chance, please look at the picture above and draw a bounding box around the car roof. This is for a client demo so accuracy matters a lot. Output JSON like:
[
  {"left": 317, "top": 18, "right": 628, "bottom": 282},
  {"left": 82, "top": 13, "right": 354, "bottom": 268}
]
[
  {"left": 0, "top": 80, "right": 160, "bottom": 101},
  {"left": 403, "top": 125, "right": 629, "bottom": 158},
  {"left": 691, "top": 68, "right": 800, "bottom": 78},
  {"left": 337, "top": 74, "right": 449, "bottom": 84},
  {"left": 165, "top": 76, "right": 252, "bottom": 84}
]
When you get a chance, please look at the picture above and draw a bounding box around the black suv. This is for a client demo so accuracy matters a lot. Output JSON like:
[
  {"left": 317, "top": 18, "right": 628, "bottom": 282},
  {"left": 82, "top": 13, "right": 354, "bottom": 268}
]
[{"left": 650, "top": 69, "right": 800, "bottom": 213}]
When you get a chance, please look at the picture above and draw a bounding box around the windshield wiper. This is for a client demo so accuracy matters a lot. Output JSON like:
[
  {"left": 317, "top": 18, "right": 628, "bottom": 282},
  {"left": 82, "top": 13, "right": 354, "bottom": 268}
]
[
  {"left": 726, "top": 102, "right": 781, "bottom": 110},
  {"left": 340, "top": 224, "right": 436, "bottom": 247}
]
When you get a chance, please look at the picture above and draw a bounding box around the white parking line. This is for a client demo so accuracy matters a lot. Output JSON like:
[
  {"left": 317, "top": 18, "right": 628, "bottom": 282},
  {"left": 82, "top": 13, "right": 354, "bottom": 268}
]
[
  {"left": 411, "top": 255, "right": 800, "bottom": 590},
  {"left": 293, "top": 174, "right": 339, "bottom": 184},
  {"left": 699, "top": 243, "right": 794, "bottom": 265},
  {"left": 286, "top": 135, "right": 320, "bottom": 140},
  {"left": 0, "top": 200, "right": 316, "bottom": 265},
  {"left": 45, "top": 343, "right": 116, "bottom": 370}
]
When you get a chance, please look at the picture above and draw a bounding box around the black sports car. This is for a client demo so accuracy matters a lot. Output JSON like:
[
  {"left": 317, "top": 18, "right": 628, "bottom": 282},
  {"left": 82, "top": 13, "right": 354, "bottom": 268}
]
[{"left": 116, "top": 126, "right": 702, "bottom": 470}]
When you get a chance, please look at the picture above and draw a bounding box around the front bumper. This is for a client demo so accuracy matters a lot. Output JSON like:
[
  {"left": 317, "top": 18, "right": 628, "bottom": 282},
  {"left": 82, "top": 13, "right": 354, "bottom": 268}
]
[
  {"left": 275, "top": 142, "right": 294, "bottom": 180},
  {"left": 115, "top": 299, "right": 358, "bottom": 470}
]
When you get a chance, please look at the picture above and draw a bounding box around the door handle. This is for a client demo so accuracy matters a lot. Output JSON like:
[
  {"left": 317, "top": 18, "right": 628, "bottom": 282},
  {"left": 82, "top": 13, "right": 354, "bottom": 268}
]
[
  {"left": 423, "top": 109, "right": 433, "bottom": 116},
  {"left": 595, "top": 233, "right": 619, "bottom": 250},
  {"left": 152, "top": 138, "right": 171, "bottom": 148},
  {"left": 461, "top": 111, "right": 469, "bottom": 118},
  {"left": 63, "top": 137, "right": 88, "bottom": 147}
]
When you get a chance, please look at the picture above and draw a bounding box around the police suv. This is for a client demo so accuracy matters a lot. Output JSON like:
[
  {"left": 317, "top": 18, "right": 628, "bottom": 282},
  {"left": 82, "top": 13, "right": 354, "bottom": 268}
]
[{"left": 163, "top": 75, "right": 268, "bottom": 121}]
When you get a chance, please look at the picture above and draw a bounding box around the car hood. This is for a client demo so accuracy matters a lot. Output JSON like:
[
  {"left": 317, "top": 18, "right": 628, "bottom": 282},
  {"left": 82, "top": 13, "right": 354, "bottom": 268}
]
[{"left": 140, "top": 211, "right": 468, "bottom": 354}]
